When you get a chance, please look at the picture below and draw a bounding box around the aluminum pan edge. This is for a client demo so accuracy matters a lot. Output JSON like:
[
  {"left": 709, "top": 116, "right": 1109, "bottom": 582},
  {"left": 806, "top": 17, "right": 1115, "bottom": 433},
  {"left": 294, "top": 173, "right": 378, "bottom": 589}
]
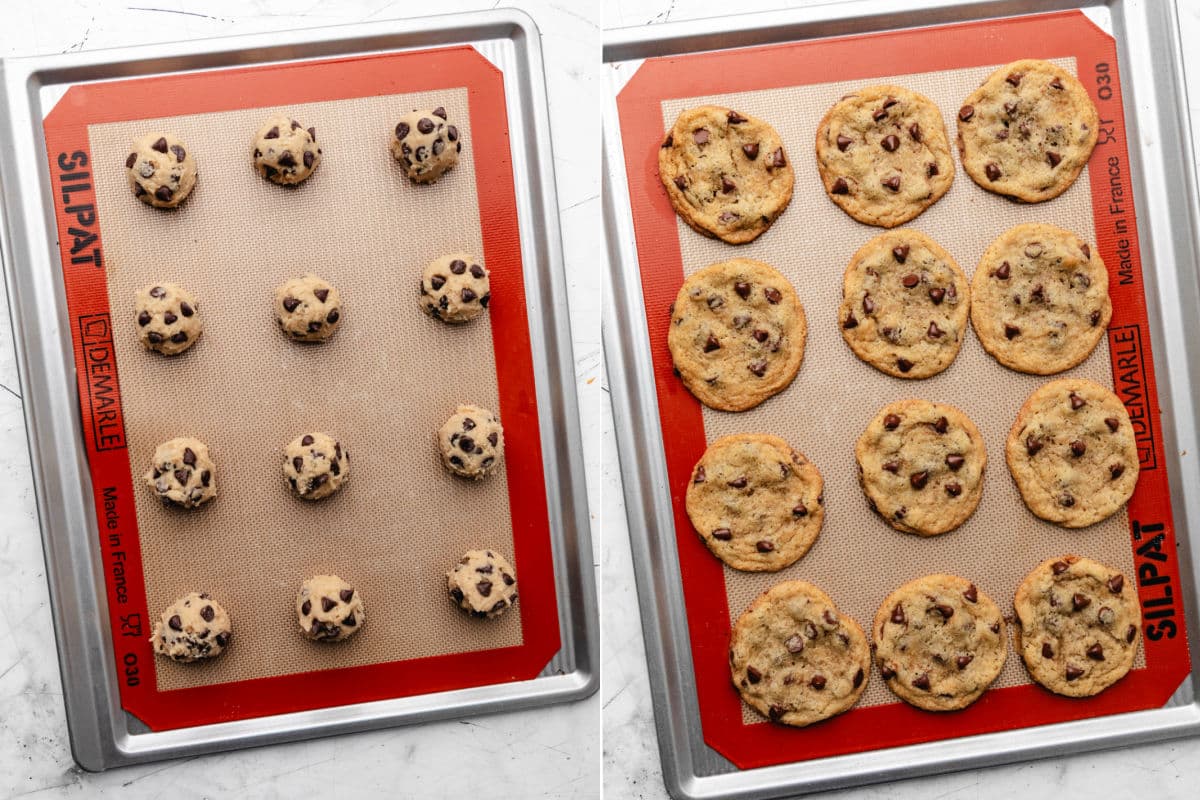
[
  {"left": 602, "top": 0, "right": 1200, "bottom": 797},
  {"left": 0, "top": 7, "right": 596, "bottom": 771}
]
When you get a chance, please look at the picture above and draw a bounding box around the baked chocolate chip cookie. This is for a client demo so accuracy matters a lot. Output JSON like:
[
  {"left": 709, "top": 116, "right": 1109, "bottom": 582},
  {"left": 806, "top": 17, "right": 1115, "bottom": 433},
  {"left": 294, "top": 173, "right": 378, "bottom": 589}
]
[
  {"left": 729, "top": 580, "right": 870, "bottom": 727},
  {"left": 668, "top": 259, "right": 806, "bottom": 411},
  {"left": 856, "top": 399, "right": 986, "bottom": 536},
  {"left": 957, "top": 59, "right": 1099, "bottom": 202},
  {"left": 658, "top": 105, "right": 793, "bottom": 244},
  {"left": 685, "top": 434, "right": 825, "bottom": 572},
  {"left": 1014, "top": 555, "right": 1141, "bottom": 697},
  {"left": 815, "top": 85, "right": 955, "bottom": 227},
  {"left": 839, "top": 229, "right": 969, "bottom": 378},
  {"left": 971, "top": 223, "right": 1111, "bottom": 374},
  {"left": 1006, "top": 378, "right": 1138, "bottom": 527},
  {"left": 874, "top": 574, "right": 1007, "bottom": 711}
]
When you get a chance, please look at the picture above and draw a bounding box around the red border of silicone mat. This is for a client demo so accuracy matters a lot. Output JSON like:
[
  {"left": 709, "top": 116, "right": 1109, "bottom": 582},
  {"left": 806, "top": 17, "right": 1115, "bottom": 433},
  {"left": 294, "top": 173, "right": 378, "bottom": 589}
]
[
  {"left": 43, "top": 45, "right": 560, "bottom": 732},
  {"left": 615, "top": 10, "right": 1190, "bottom": 770}
]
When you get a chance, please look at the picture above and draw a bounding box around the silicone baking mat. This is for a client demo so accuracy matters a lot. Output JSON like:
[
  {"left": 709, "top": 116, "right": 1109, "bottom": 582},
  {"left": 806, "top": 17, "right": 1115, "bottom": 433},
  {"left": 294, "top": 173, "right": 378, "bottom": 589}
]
[
  {"left": 615, "top": 11, "right": 1190, "bottom": 770},
  {"left": 44, "top": 46, "right": 559, "bottom": 731}
]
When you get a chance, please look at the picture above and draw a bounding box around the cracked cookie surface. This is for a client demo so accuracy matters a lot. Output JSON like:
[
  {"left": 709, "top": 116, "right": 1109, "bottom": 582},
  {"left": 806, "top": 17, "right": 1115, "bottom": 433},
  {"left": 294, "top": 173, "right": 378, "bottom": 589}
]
[
  {"left": 957, "top": 59, "right": 1098, "bottom": 202},
  {"left": 971, "top": 223, "right": 1111, "bottom": 375},
  {"left": 1006, "top": 378, "right": 1138, "bottom": 527},
  {"left": 839, "top": 229, "right": 969, "bottom": 379},
  {"left": 685, "top": 434, "right": 825, "bottom": 572},
  {"left": 729, "top": 581, "right": 870, "bottom": 727},
  {"left": 1014, "top": 554, "right": 1140, "bottom": 697},
  {"left": 815, "top": 85, "right": 954, "bottom": 227},
  {"left": 659, "top": 105, "right": 793, "bottom": 244},
  {"left": 874, "top": 574, "right": 1007, "bottom": 711},
  {"left": 856, "top": 399, "right": 986, "bottom": 536},
  {"left": 668, "top": 259, "right": 806, "bottom": 411}
]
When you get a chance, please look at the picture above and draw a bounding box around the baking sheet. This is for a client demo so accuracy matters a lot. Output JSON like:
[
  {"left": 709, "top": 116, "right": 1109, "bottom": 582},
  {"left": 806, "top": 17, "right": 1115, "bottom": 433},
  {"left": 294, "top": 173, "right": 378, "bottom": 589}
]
[{"left": 603, "top": 2, "right": 1200, "bottom": 797}]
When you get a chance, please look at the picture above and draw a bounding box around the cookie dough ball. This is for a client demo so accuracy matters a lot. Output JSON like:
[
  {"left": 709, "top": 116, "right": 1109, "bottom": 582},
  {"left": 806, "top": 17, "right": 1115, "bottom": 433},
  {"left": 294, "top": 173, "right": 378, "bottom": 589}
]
[
  {"left": 135, "top": 282, "right": 201, "bottom": 355},
  {"left": 447, "top": 550, "right": 517, "bottom": 618},
  {"left": 126, "top": 133, "right": 197, "bottom": 208},
  {"left": 151, "top": 592, "right": 231, "bottom": 662},
  {"left": 284, "top": 432, "right": 349, "bottom": 500},
  {"left": 252, "top": 114, "right": 321, "bottom": 185},
  {"left": 275, "top": 274, "right": 342, "bottom": 341},
  {"left": 438, "top": 405, "right": 504, "bottom": 479},
  {"left": 297, "top": 575, "right": 364, "bottom": 642},
  {"left": 145, "top": 437, "right": 216, "bottom": 509},
  {"left": 420, "top": 253, "right": 490, "bottom": 323},
  {"left": 391, "top": 106, "right": 461, "bottom": 183}
]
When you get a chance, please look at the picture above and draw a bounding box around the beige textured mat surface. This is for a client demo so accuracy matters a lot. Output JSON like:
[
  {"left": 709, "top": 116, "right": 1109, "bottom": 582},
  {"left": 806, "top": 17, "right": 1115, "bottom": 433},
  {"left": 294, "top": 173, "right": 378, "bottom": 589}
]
[
  {"left": 88, "top": 87, "right": 523, "bottom": 691},
  {"left": 659, "top": 59, "right": 1142, "bottom": 719}
]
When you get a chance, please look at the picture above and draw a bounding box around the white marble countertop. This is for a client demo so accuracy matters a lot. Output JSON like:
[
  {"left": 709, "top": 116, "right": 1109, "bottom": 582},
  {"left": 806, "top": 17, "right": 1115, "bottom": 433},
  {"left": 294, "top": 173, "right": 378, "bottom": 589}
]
[
  {"left": 0, "top": 1, "right": 600, "bottom": 798},
  {"left": 601, "top": 1, "right": 1200, "bottom": 798}
]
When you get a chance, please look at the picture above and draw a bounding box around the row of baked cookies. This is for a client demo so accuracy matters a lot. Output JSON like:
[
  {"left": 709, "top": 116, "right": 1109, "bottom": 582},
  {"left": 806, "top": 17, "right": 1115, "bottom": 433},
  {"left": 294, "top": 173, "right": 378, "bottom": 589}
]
[
  {"left": 687, "top": 380, "right": 1139, "bottom": 574},
  {"left": 731, "top": 554, "right": 1141, "bottom": 728},
  {"left": 669, "top": 223, "right": 1109, "bottom": 414},
  {"left": 658, "top": 58, "right": 1098, "bottom": 243}
]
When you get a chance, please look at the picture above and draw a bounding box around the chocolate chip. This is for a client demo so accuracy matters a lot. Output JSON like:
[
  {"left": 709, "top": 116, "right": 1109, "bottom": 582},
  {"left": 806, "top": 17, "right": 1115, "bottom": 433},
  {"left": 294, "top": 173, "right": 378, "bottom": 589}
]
[
  {"left": 196, "top": 604, "right": 213, "bottom": 622},
  {"left": 927, "top": 162, "right": 939, "bottom": 177},
  {"left": 913, "top": 673, "right": 931, "bottom": 690},
  {"left": 283, "top": 296, "right": 300, "bottom": 312},
  {"left": 1104, "top": 417, "right": 1120, "bottom": 433},
  {"left": 907, "top": 470, "right": 929, "bottom": 490},
  {"left": 174, "top": 468, "right": 189, "bottom": 484},
  {"left": 1046, "top": 151, "right": 1062, "bottom": 168},
  {"left": 1109, "top": 463, "right": 1126, "bottom": 480},
  {"left": 929, "top": 287, "right": 945, "bottom": 304},
  {"left": 502, "top": 572, "right": 515, "bottom": 586},
  {"left": 842, "top": 312, "right": 858, "bottom": 329},
  {"left": 956, "top": 654, "right": 974, "bottom": 670},
  {"left": 292, "top": 456, "right": 303, "bottom": 472},
  {"left": 1026, "top": 436, "right": 1043, "bottom": 456},
  {"left": 727, "top": 476, "right": 747, "bottom": 489},
  {"left": 932, "top": 416, "right": 948, "bottom": 434},
  {"left": 882, "top": 175, "right": 901, "bottom": 191},
  {"left": 1030, "top": 284, "right": 1045, "bottom": 304},
  {"left": 784, "top": 635, "right": 804, "bottom": 654},
  {"left": 853, "top": 667, "right": 864, "bottom": 688},
  {"left": 337, "top": 588, "right": 354, "bottom": 604},
  {"left": 1107, "top": 574, "right": 1125, "bottom": 594},
  {"left": 831, "top": 177, "right": 849, "bottom": 194},
  {"left": 994, "top": 261, "right": 1012, "bottom": 280},
  {"left": 396, "top": 122, "right": 410, "bottom": 139},
  {"left": 461, "top": 287, "right": 478, "bottom": 303},
  {"left": 692, "top": 128, "right": 708, "bottom": 145},
  {"left": 755, "top": 540, "right": 774, "bottom": 553},
  {"left": 792, "top": 504, "right": 807, "bottom": 517},
  {"left": 1060, "top": 492, "right": 1075, "bottom": 507},
  {"left": 301, "top": 599, "right": 312, "bottom": 616},
  {"left": 300, "top": 435, "right": 314, "bottom": 446},
  {"left": 167, "top": 144, "right": 186, "bottom": 163},
  {"left": 872, "top": 107, "right": 888, "bottom": 122},
  {"left": 719, "top": 175, "right": 736, "bottom": 194},
  {"left": 891, "top": 603, "right": 906, "bottom": 624},
  {"left": 1006, "top": 71, "right": 1024, "bottom": 86},
  {"left": 1127, "top": 625, "right": 1137, "bottom": 643},
  {"left": 884, "top": 414, "right": 900, "bottom": 430},
  {"left": 1070, "top": 392, "right": 1086, "bottom": 410},
  {"left": 330, "top": 460, "right": 340, "bottom": 476},
  {"left": 477, "top": 580, "right": 493, "bottom": 598},
  {"left": 278, "top": 151, "right": 296, "bottom": 169},
  {"left": 943, "top": 454, "right": 965, "bottom": 472},
  {"left": 147, "top": 137, "right": 168, "bottom": 154},
  {"left": 904, "top": 124, "right": 921, "bottom": 143},
  {"left": 771, "top": 148, "right": 785, "bottom": 168},
  {"left": 896, "top": 358, "right": 913, "bottom": 373},
  {"left": 1086, "top": 643, "right": 1105, "bottom": 661},
  {"left": 264, "top": 126, "right": 280, "bottom": 139},
  {"left": 448, "top": 126, "right": 459, "bottom": 143},
  {"left": 412, "top": 117, "right": 434, "bottom": 135},
  {"left": 306, "top": 320, "right": 322, "bottom": 333},
  {"left": 468, "top": 264, "right": 485, "bottom": 279},
  {"left": 458, "top": 435, "right": 476, "bottom": 454},
  {"left": 671, "top": 175, "right": 687, "bottom": 192},
  {"left": 836, "top": 134, "right": 852, "bottom": 151},
  {"left": 1051, "top": 561, "right": 1071, "bottom": 576},
  {"left": 723, "top": 110, "right": 747, "bottom": 124},
  {"left": 746, "top": 666, "right": 762, "bottom": 684},
  {"left": 1050, "top": 77, "right": 1064, "bottom": 90},
  {"left": 125, "top": 152, "right": 139, "bottom": 169},
  {"left": 303, "top": 151, "right": 315, "bottom": 168},
  {"left": 862, "top": 294, "right": 877, "bottom": 316},
  {"left": 945, "top": 482, "right": 962, "bottom": 497},
  {"left": 146, "top": 332, "right": 163, "bottom": 344},
  {"left": 934, "top": 604, "right": 955, "bottom": 620},
  {"left": 326, "top": 309, "right": 339, "bottom": 324},
  {"left": 1005, "top": 324, "right": 1021, "bottom": 339},
  {"left": 201, "top": 470, "right": 211, "bottom": 486},
  {"left": 881, "top": 134, "right": 900, "bottom": 152},
  {"left": 882, "top": 460, "right": 899, "bottom": 473},
  {"left": 763, "top": 288, "right": 782, "bottom": 304},
  {"left": 927, "top": 321, "right": 945, "bottom": 338},
  {"left": 711, "top": 528, "right": 732, "bottom": 541},
  {"left": 810, "top": 674, "right": 827, "bottom": 690},
  {"left": 488, "top": 432, "right": 498, "bottom": 447},
  {"left": 1072, "top": 592, "right": 1091, "bottom": 611},
  {"left": 768, "top": 705, "right": 785, "bottom": 721},
  {"left": 985, "top": 162, "right": 1001, "bottom": 181},
  {"left": 169, "top": 331, "right": 186, "bottom": 344},
  {"left": 959, "top": 105, "right": 975, "bottom": 122},
  {"left": 1070, "top": 440, "right": 1086, "bottom": 457},
  {"left": 134, "top": 184, "right": 147, "bottom": 197},
  {"left": 138, "top": 311, "right": 151, "bottom": 326},
  {"left": 881, "top": 663, "right": 897, "bottom": 679},
  {"left": 155, "top": 186, "right": 173, "bottom": 202},
  {"left": 742, "top": 142, "right": 759, "bottom": 159}
]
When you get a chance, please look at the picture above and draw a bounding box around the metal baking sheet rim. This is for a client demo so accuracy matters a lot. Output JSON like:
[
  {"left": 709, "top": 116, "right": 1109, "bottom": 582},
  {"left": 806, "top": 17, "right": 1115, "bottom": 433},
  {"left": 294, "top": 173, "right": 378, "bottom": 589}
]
[
  {"left": 0, "top": 9, "right": 597, "bottom": 771},
  {"left": 602, "top": 1, "right": 1200, "bottom": 797}
]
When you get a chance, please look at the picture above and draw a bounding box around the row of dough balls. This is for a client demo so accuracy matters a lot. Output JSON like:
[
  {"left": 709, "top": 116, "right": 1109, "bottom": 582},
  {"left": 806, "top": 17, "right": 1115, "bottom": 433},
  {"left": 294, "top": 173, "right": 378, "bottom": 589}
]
[
  {"left": 145, "top": 409, "right": 502, "bottom": 510},
  {"left": 127, "top": 107, "right": 463, "bottom": 207},
  {"left": 152, "top": 550, "right": 519, "bottom": 663},
  {"left": 134, "top": 256, "right": 490, "bottom": 357}
]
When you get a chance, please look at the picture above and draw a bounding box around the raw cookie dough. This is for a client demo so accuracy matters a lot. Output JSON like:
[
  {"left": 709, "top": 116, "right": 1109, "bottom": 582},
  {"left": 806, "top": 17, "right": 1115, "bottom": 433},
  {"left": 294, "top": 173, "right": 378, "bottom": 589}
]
[
  {"left": 658, "top": 105, "right": 793, "bottom": 244},
  {"left": 838, "top": 229, "right": 969, "bottom": 379},
  {"left": 284, "top": 432, "right": 350, "bottom": 500},
  {"left": 957, "top": 59, "right": 1099, "bottom": 202},
  {"left": 873, "top": 574, "right": 1007, "bottom": 711},
  {"left": 275, "top": 274, "right": 342, "bottom": 341},
  {"left": 419, "top": 253, "right": 490, "bottom": 323},
  {"left": 815, "top": 85, "right": 955, "bottom": 227},
  {"left": 151, "top": 592, "right": 231, "bottom": 662},
  {"left": 438, "top": 405, "right": 504, "bottom": 479},
  {"left": 391, "top": 106, "right": 461, "bottom": 183},
  {"left": 135, "top": 282, "right": 202, "bottom": 356},
  {"left": 252, "top": 114, "right": 321, "bottom": 185},
  {"left": 126, "top": 133, "right": 197, "bottom": 208},
  {"left": 855, "top": 399, "right": 987, "bottom": 536},
  {"left": 1014, "top": 554, "right": 1141, "bottom": 697},
  {"left": 685, "top": 434, "right": 825, "bottom": 572},
  {"left": 297, "top": 575, "right": 364, "bottom": 642},
  {"left": 667, "top": 259, "right": 807, "bottom": 412},
  {"left": 144, "top": 437, "right": 216, "bottom": 509},
  {"left": 729, "top": 580, "right": 870, "bottom": 727},
  {"left": 1006, "top": 378, "right": 1139, "bottom": 527},
  {"left": 971, "top": 223, "right": 1111, "bottom": 375},
  {"left": 447, "top": 550, "right": 518, "bottom": 619}
]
